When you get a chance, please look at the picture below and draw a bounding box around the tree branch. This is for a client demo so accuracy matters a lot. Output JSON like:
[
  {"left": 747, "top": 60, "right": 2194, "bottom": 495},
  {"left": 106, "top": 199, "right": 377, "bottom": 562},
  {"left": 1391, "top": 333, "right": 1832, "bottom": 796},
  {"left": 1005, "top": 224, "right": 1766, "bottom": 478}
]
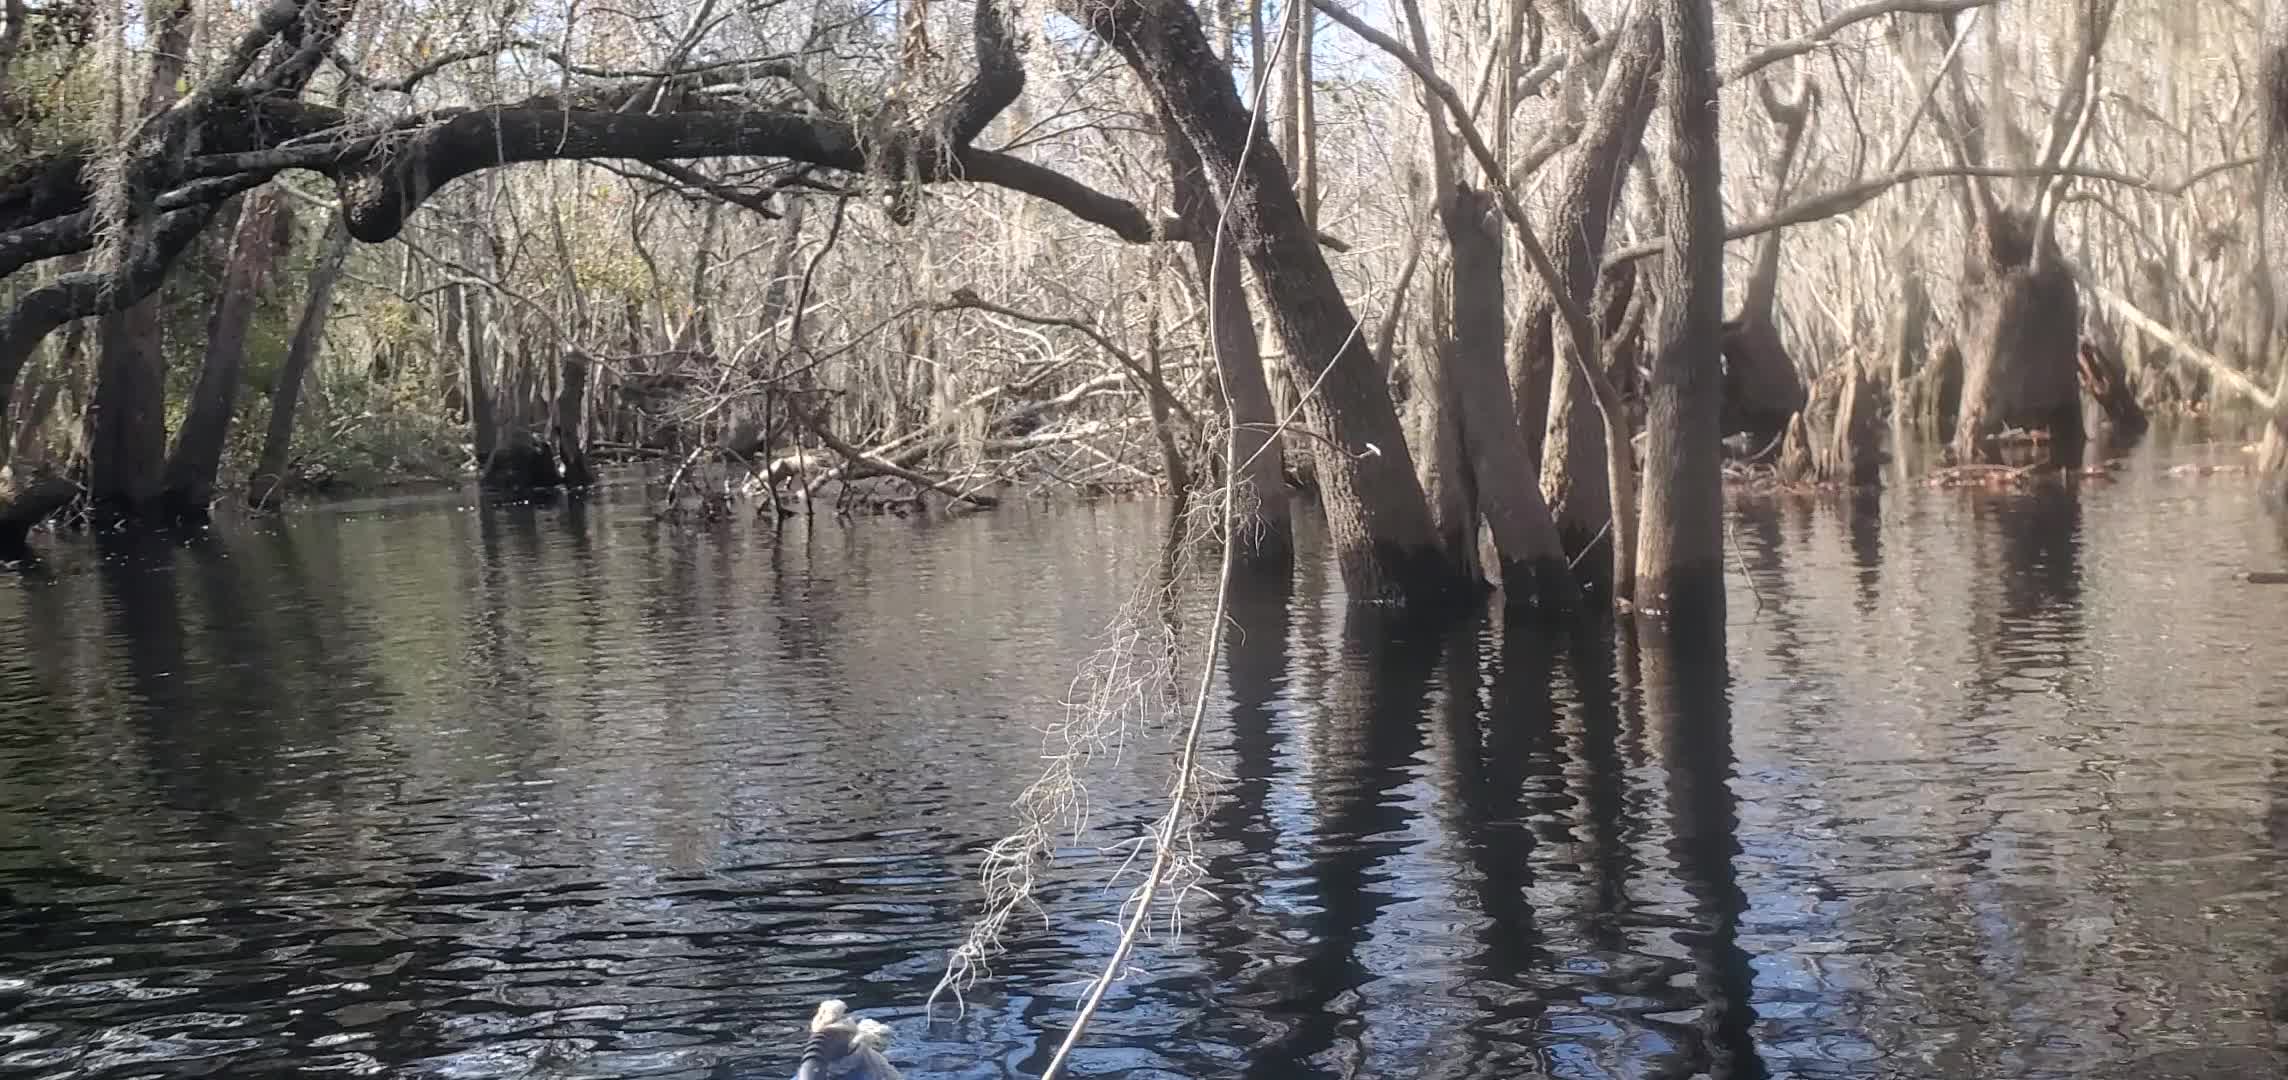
[
  {"left": 1604, "top": 159, "right": 2257, "bottom": 265},
  {"left": 1313, "top": 0, "right": 1599, "bottom": 384},
  {"left": 1723, "top": 0, "right": 2001, "bottom": 85},
  {"left": 0, "top": 206, "right": 219, "bottom": 417},
  {"left": 2071, "top": 261, "right": 2277, "bottom": 412},
  {"left": 935, "top": 287, "right": 1199, "bottom": 429}
]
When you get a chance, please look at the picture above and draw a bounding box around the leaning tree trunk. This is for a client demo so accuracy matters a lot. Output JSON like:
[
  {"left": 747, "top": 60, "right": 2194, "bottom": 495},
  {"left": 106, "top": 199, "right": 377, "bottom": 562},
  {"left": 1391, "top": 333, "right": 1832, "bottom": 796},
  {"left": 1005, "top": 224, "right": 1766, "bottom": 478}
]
[
  {"left": 1073, "top": 0, "right": 1457, "bottom": 606},
  {"left": 1441, "top": 187, "right": 1574, "bottom": 609},
  {"left": 84, "top": 0, "right": 194, "bottom": 523},
  {"left": 0, "top": 464, "right": 75, "bottom": 557},
  {"left": 1537, "top": 11, "right": 1661, "bottom": 593},
  {"left": 1165, "top": 116, "right": 1291, "bottom": 566},
  {"left": 162, "top": 189, "right": 291, "bottom": 520},
  {"left": 1637, "top": 0, "right": 1728, "bottom": 621},
  {"left": 249, "top": 213, "right": 352, "bottom": 510}
]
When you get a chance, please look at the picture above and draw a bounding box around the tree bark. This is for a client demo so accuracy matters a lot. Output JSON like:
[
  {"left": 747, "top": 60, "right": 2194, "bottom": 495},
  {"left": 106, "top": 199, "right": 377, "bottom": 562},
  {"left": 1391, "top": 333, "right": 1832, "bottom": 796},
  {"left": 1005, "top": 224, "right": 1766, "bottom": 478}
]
[
  {"left": 1291, "top": 3, "right": 1320, "bottom": 226},
  {"left": 1537, "top": 12, "right": 1661, "bottom": 592},
  {"left": 249, "top": 212, "right": 349, "bottom": 510},
  {"left": 1441, "top": 187, "right": 1573, "bottom": 609},
  {"left": 555, "top": 350, "right": 596, "bottom": 487},
  {"left": 161, "top": 188, "right": 290, "bottom": 519},
  {"left": 1637, "top": 0, "right": 1727, "bottom": 619},
  {"left": 0, "top": 464, "right": 74, "bottom": 557},
  {"left": 1071, "top": 0, "right": 1456, "bottom": 606},
  {"left": 83, "top": 0, "right": 195, "bottom": 523},
  {"left": 1165, "top": 118, "right": 1290, "bottom": 567},
  {"left": 1405, "top": 272, "right": 1480, "bottom": 586},
  {"left": 1951, "top": 212, "right": 2083, "bottom": 467}
]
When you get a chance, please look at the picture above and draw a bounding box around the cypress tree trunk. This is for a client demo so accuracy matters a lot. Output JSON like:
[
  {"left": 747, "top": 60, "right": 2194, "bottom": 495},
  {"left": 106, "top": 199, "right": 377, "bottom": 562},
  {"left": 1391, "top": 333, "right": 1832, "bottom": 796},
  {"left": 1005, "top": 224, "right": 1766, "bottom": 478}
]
[
  {"left": 554, "top": 351, "right": 596, "bottom": 487},
  {"left": 1440, "top": 187, "right": 1573, "bottom": 609},
  {"left": 1537, "top": 12, "right": 1661, "bottom": 593},
  {"left": 1071, "top": 0, "right": 1457, "bottom": 606},
  {"left": 84, "top": 0, "right": 193, "bottom": 523},
  {"left": 1165, "top": 117, "right": 1291, "bottom": 567},
  {"left": 1636, "top": 0, "right": 1728, "bottom": 620},
  {"left": 250, "top": 214, "right": 352, "bottom": 511},
  {"left": 162, "top": 189, "right": 291, "bottom": 520}
]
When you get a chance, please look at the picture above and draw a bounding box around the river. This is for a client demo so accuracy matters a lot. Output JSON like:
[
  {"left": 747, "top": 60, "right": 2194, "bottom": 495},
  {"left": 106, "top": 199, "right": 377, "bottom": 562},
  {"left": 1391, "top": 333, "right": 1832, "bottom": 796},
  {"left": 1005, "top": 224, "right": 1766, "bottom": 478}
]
[{"left": 1, "top": 453, "right": 2283, "bottom": 1078}]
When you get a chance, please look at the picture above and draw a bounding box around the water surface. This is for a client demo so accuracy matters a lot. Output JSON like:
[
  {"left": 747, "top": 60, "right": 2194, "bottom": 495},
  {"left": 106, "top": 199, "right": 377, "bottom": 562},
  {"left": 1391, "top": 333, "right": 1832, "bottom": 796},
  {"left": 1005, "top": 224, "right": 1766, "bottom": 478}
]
[{"left": 1, "top": 460, "right": 2283, "bottom": 1078}]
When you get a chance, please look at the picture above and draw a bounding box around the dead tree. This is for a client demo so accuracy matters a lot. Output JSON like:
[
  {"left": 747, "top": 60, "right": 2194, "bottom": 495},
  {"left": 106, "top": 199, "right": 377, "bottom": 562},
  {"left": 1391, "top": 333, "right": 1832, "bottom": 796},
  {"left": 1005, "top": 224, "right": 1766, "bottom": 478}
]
[{"left": 1717, "top": 70, "right": 1814, "bottom": 445}]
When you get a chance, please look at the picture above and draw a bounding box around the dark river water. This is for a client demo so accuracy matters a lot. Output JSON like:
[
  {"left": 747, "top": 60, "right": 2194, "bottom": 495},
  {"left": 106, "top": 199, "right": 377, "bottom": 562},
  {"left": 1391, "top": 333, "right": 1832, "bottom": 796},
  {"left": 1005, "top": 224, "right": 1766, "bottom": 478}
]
[{"left": 1, "top": 454, "right": 2284, "bottom": 1079}]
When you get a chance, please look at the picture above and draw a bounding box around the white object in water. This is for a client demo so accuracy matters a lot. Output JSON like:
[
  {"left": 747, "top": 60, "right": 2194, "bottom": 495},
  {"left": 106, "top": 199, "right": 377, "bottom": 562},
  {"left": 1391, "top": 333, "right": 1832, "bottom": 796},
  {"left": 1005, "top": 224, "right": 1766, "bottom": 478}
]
[{"left": 793, "top": 999, "right": 903, "bottom": 1080}]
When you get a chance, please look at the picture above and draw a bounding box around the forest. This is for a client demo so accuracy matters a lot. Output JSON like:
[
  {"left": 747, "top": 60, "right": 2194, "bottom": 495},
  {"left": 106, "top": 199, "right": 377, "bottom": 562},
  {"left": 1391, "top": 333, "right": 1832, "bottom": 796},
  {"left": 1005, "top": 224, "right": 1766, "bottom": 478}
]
[{"left": 3, "top": 0, "right": 2286, "bottom": 623}]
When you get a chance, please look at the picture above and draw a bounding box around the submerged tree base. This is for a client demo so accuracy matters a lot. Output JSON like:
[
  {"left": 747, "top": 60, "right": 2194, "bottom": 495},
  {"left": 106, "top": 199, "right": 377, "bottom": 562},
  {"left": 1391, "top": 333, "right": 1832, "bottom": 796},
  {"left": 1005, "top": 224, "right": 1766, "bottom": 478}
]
[{"left": 0, "top": 468, "right": 76, "bottom": 559}]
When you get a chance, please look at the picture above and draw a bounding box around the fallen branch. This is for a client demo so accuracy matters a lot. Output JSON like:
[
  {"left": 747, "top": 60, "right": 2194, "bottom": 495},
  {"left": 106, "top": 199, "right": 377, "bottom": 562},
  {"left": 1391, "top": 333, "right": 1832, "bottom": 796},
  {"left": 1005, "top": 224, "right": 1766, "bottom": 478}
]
[
  {"left": 936, "top": 289, "right": 1198, "bottom": 429},
  {"left": 2070, "top": 262, "right": 2278, "bottom": 412},
  {"left": 804, "top": 408, "right": 1001, "bottom": 508}
]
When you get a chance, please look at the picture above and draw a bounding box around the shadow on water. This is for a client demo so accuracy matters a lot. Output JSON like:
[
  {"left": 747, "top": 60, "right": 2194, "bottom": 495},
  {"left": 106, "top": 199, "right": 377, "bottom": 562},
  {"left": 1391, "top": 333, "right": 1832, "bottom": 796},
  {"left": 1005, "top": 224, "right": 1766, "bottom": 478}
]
[
  {"left": 1227, "top": 605, "right": 1440, "bottom": 1079},
  {"left": 1634, "top": 622, "right": 1764, "bottom": 1080}
]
